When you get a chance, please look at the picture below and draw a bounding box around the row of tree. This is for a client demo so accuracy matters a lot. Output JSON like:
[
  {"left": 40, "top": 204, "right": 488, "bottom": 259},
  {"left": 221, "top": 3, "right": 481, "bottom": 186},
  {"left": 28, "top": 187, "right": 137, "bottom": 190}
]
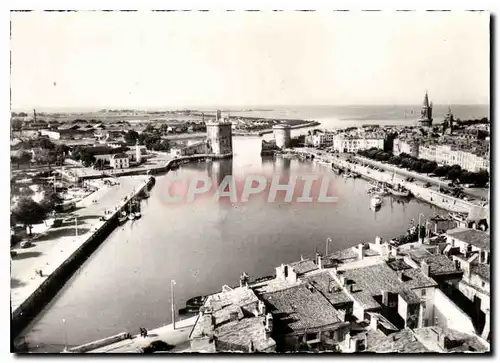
[
  {"left": 357, "top": 148, "right": 489, "bottom": 187},
  {"left": 11, "top": 189, "right": 63, "bottom": 238},
  {"left": 11, "top": 140, "right": 69, "bottom": 168},
  {"left": 124, "top": 130, "right": 170, "bottom": 151}
]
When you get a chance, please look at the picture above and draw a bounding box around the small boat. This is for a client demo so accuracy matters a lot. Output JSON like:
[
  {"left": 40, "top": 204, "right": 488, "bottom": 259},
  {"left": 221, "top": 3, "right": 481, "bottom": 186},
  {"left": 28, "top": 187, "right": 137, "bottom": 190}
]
[
  {"left": 388, "top": 184, "right": 411, "bottom": 197},
  {"left": 185, "top": 295, "right": 206, "bottom": 313},
  {"left": 371, "top": 195, "right": 383, "bottom": 208},
  {"left": 390, "top": 189, "right": 411, "bottom": 197},
  {"left": 118, "top": 212, "right": 128, "bottom": 224},
  {"left": 127, "top": 202, "right": 136, "bottom": 221}
]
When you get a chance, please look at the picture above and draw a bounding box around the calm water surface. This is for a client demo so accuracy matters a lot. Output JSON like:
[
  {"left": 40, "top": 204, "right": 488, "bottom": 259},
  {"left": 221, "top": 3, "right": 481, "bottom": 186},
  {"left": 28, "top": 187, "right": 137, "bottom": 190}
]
[{"left": 22, "top": 136, "right": 445, "bottom": 352}]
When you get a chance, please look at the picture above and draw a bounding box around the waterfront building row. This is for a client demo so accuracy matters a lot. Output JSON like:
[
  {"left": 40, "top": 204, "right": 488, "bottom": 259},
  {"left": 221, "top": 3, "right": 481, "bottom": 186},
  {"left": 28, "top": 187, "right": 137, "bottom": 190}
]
[{"left": 393, "top": 139, "right": 489, "bottom": 172}]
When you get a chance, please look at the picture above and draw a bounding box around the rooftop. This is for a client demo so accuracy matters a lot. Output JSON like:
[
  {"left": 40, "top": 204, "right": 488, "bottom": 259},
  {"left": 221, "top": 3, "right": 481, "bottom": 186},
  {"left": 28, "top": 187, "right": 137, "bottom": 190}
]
[
  {"left": 111, "top": 153, "right": 130, "bottom": 159},
  {"left": 446, "top": 228, "right": 490, "bottom": 251},
  {"left": 407, "top": 251, "right": 462, "bottom": 276},
  {"left": 261, "top": 284, "right": 343, "bottom": 334},
  {"left": 189, "top": 286, "right": 260, "bottom": 340},
  {"left": 413, "top": 326, "right": 489, "bottom": 353},
  {"left": 303, "top": 271, "right": 353, "bottom": 306},
  {"left": 289, "top": 259, "right": 318, "bottom": 275},
  {"left": 214, "top": 316, "right": 276, "bottom": 352},
  {"left": 471, "top": 263, "right": 490, "bottom": 282},
  {"left": 368, "top": 328, "right": 430, "bottom": 353},
  {"left": 339, "top": 262, "right": 436, "bottom": 309}
]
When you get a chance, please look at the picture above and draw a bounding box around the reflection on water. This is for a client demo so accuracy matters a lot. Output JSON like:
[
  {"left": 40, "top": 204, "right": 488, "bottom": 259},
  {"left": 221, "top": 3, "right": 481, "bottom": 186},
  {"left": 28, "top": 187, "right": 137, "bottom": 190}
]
[{"left": 21, "top": 136, "right": 446, "bottom": 352}]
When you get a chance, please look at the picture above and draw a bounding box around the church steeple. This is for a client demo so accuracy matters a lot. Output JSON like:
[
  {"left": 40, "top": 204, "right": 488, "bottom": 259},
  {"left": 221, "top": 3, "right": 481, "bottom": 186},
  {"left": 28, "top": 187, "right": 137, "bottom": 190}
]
[{"left": 418, "top": 90, "right": 433, "bottom": 127}]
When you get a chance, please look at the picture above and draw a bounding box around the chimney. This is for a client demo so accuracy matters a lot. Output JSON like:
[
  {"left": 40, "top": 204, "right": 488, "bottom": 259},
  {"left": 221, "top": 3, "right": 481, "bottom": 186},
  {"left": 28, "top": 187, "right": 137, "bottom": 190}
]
[
  {"left": 248, "top": 340, "right": 254, "bottom": 353},
  {"left": 438, "top": 333, "right": 449, "bottom": 351},
  {"left": 421, "top": 260, "right": 430, "bottom": 276},
  {"left": 358, "top": 243, "right": 365, "bottom": 260},
  {"left": 339, "top": 275, "right": 346, "bottom": 287},
  {"left": 369, "top": 314, "right": 379, "bottom": 331},
  {"left": 265, "top": 313, "right": 273, "bottom": 334},
  {"left": 397, "top": 271, "right": 404, "bottom": 282},
  {"left": 316, "top": 253, "right": 323, "bottom": 269},
  {"left": 375, "top": 236, "right": 382, "bottom": 245},
  {"left": 258, "top": 300, "right": 266, "bottom": 316},
  {"left": 381, "top": 290, "right": 389, "bottom": 306}
]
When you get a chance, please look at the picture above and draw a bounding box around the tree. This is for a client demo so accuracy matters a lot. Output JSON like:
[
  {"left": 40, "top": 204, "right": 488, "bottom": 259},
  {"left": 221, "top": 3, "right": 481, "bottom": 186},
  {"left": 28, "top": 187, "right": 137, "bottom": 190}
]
[
  {"left": 40, "top": 190, "right": 63, "bottom": 214},
  {"left": 447, "top": 167, "right": 461, "bottom": 182},
  {"left": 422, "top": 161, "right": 438, "bottom": 174},
  {"left": 81, "top": 152, "right": 96, "bottom": 167},
  {"left": 433, "top": 165, "right": 450, "bottom": 177},
  {"left": 459, "top": 170, "right": 473, "bottom": 184},
  {"left": 12, "top": 197, "right": 47, "bottom": 236},
  {"left": 36, "top": 137, "right": 55, "bottom": 149},
  {"left": 55, "top": 144, "right": 70, "bottom": 165},
  {"left": 18, "top": 151, "right": 32, "bottom": 165},
  {"left": 124, "top": 130, "right": 139, "bottom": 145},
  {"left": 473, "top": 170, "right": 489, "bottom": 187},
  {"left": 11, "top": 119, "right": 23, "bottom": 131}
]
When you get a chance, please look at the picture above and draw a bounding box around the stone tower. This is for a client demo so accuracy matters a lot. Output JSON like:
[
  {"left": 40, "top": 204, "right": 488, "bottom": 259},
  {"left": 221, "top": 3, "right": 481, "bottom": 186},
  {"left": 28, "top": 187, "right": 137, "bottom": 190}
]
[
  {"left": 417, "top": 91, "right": 433, "bottom": 127},
  {"left": 206, "top": 110, "right": 233, "bottom": 157},
  {"left": 273, "top": 124, "right": 292, "bottom": 149},
  {"left": 444, "top": 106, "right": 454, "bottom": 132}
]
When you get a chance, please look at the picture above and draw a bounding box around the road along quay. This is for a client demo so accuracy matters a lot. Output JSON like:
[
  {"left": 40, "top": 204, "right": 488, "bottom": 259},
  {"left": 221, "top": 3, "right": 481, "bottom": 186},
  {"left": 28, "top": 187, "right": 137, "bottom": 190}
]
[{"left": 11, "top": 175, "right": 156, "bottom": 346}]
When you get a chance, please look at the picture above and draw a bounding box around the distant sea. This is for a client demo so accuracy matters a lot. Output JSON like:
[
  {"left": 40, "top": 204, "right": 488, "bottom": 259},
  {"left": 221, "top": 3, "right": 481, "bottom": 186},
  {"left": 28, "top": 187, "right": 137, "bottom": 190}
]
[
  {"left": 225, "top": 105, "right": 489, "bottom": 126},
  {"left": 18, "top": 104, "right": 489, "bottom": 129}
]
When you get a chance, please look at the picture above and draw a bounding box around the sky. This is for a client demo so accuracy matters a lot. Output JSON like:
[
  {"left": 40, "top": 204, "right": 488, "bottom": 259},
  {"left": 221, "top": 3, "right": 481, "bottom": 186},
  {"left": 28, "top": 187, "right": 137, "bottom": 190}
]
[{"left": 10, "top": 11, "right": 490, "bottom": 111}]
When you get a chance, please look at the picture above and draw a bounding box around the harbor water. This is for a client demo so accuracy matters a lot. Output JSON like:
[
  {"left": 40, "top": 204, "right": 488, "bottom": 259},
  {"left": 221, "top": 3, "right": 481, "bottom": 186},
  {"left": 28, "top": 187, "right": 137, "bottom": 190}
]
[{"left": 21, "top": 136, "right": 446, "bottom": 352}]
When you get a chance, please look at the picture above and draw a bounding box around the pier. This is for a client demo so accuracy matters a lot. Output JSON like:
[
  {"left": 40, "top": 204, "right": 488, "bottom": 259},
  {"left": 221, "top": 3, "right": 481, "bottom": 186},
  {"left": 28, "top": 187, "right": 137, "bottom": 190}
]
[{"left": 11, "top": 175, "right": 155, "bottom": 343}]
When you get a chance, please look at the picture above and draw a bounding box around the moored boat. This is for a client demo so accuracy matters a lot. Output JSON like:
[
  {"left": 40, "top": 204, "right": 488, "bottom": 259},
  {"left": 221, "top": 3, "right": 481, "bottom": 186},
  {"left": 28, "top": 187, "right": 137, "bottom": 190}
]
[
  {"left": 118, "top": 211, "right": 128, "bottom": 224},
  {"left": 185, "top": 295, "right": 206, "bottom": 313},
  {"left": 370, "top": 195, "right": 383, "bottom": 208},
  {"left": 388, "top": 184, "right": 411, "bottom": 197}
]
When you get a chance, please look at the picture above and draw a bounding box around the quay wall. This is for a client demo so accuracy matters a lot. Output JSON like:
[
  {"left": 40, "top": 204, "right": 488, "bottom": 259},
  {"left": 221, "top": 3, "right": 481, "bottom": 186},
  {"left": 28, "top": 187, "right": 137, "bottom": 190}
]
[
  {"left": 63, "top": 153, "right": 232, "bottom": 182},
  {"left": 287, "top": 149, "right": 481, "bottom": 213},
  {"left": 11, "top": 177, "right": 156, "bottom": 344},
  {"left": 68, "top": 332, "right": 132, "bottom": 353},
  {"left": 13, "top": 153, "right": 231, "bottom": 345}
]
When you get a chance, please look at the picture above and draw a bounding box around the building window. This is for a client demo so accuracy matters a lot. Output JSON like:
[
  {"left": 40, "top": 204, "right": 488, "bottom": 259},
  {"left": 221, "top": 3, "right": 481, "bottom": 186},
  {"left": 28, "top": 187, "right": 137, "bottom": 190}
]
[
  {"left": 481, "top": 281, "right": 486, "bottom": 288},
  {"left": 422, "top": 302, "right": 426, "bottom": 309},
  {"left": 421, "top": 289, "right": 426, "bottom": 296}
]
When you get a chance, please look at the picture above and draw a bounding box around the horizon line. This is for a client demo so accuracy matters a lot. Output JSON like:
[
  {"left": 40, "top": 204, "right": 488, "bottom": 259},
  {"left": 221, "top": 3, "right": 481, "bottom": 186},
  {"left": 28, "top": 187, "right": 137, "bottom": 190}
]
[{"left": 11, "top": 103, "right": 490, "bottom": 113}]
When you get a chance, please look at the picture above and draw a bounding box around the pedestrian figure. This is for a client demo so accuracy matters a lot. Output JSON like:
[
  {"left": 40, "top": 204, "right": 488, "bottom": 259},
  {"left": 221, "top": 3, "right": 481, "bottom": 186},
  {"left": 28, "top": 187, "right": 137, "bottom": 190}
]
[{"left": 143, "top": 328, "right": 148, "bottom": 338}]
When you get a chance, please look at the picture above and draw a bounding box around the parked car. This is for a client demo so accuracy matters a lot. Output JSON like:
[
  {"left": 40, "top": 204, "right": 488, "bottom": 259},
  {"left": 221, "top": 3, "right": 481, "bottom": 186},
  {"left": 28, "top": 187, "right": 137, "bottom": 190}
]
[{"left": 423, "top": 182, "right": 432, "bottom": 188}]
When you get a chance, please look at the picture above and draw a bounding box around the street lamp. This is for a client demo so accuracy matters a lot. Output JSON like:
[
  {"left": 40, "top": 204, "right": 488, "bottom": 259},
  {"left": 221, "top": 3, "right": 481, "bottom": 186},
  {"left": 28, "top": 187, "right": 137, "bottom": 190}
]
[
  {"left": 418, "top": 213, "right": 425, "bottom": 243},
  {"left": 326, "top": 237, "right": 332, "bottom": 257},
  {"left": 62, "top": 318, "right": 68, "bottom": 352},
  {"left": 171, "top": 280, "right": 176, "bottom": 330}
]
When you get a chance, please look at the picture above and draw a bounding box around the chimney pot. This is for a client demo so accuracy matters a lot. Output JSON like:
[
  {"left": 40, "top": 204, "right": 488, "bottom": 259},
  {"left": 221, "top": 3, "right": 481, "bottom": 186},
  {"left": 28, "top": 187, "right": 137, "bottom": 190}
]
[{"left": 358, "top": 243, "right": 365, "bottom": 260}]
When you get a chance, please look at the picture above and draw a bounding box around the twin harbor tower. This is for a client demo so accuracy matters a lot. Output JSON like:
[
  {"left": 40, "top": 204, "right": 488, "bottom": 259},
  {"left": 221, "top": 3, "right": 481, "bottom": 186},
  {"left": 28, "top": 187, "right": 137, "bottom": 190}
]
[{"left": 206, "top": 110, "right": 233, "bottom": 158}]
